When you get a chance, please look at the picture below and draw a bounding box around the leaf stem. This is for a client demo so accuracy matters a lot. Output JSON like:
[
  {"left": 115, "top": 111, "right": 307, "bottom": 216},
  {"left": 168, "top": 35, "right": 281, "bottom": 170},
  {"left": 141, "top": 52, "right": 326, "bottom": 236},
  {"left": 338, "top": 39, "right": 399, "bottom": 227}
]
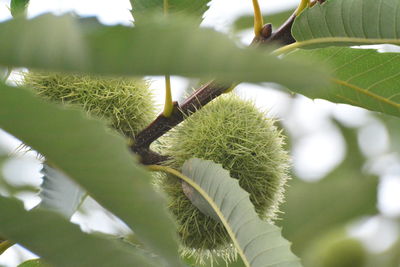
[
  {"left": 0, "top": 240, "right": 14, "bottom": 255},
  {"left": 162, "top": 75, "right": 174, "bottom": 117},
  {"left": 161, "top": 0, "right": 173, "bottom": 118},
  {"left": 163, "top": 0, "right": 169, "bottom": 16},
  {"left": 295, "top": 0, "right": 310, "bottom": 16},
  {"left": 251, "top": 0, "right": 264, "bottom": 37}
]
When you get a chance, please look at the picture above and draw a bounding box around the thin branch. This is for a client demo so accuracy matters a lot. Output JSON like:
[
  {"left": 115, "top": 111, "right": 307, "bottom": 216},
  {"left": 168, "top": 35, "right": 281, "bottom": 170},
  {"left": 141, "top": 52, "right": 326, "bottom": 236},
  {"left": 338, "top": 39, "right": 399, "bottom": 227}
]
[{"left": 132, "top": 1, "right": 324, "bottom": 165}]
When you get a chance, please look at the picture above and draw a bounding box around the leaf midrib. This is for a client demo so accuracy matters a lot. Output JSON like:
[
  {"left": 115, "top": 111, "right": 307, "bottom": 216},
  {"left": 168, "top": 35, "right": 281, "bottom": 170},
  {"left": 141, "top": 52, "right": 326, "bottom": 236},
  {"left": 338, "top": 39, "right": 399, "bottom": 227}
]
[
  {"left": 275, "top": 37, "right": 400, "bottom": 54},
  {"left": 148, "top": 165, "right": 251, "bottom": 267},
  {"left": 332, "top": 78, "right": 400, "bottom": 109}
]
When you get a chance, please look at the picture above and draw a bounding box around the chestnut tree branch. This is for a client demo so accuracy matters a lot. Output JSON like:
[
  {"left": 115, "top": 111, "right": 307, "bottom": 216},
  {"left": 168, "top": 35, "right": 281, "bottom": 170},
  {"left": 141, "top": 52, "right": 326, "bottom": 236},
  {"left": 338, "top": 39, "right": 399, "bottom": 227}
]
[{"left": 132, "top": 1, "right": 326, "bottom": 165}]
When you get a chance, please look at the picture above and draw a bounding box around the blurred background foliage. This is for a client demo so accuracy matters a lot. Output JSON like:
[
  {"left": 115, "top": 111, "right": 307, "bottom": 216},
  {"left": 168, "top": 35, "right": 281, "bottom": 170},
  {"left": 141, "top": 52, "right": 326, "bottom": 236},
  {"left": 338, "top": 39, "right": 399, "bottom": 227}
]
[{"left": 0, "top": 0, "right": 399, "bottom": 266}]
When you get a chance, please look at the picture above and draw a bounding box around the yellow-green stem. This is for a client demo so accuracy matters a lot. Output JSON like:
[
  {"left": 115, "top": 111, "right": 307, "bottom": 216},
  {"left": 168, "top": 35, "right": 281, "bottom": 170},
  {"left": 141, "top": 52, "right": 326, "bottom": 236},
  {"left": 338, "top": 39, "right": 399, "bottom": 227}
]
[
  {"left": 163, "top": 0, "right": 169, "bottom": 15},
  {"left": 163, "top": 75, "right": 174, "bottom": 117},
  {"left": 252, "top": 0, "right": 264, "bottom": 37},
  {"left": 162, "top": 0, "right": 173, "bottom": 117},
  {"left": 0, "top": 240, "right": 14, "bottom": 255},
  {"left": 295, "top": 0, "right": 310, "bottom": 16}
]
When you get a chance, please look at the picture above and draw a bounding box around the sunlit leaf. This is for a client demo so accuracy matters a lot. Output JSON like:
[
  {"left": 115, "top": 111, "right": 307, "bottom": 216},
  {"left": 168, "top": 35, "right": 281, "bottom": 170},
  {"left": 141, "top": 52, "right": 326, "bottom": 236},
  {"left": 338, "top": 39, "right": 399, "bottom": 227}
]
[
  {"left": 287, "top": 47, "right": 400, "bottom": 118},
  {"left": 291, "top": 0, "right": 400, "bottom": 48}
]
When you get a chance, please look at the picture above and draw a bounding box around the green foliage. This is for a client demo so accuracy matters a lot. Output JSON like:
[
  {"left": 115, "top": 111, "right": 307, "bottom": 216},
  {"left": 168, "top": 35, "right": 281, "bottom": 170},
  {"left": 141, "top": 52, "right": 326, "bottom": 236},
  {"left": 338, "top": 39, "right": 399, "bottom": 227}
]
[
  {"left": 0, "top": 196, "right": 160, "bottom": 267},
  {"left": 302, "top": 230, "right": 367, "bottom": 267},
  {"left": 159, "top": 95, "right": 290, "bottom": 254},
  {"left": 23, "top": 71, "right": 155, "bottom": 138},
  {"left": 291, "top": 0, "right": 400, "bottom": 48},
  {"left": 279, "top": 120, "right": 378, "bottom": 255},
  {"left": 18, "top": 259, "right": 48, "bottom": 267},
  {"left": 0, "top": 14, "right": 328, "bottom": 89},
  {"left": 281, "top": 175, "right": 377, "bottom": 254},
  {"left": 10, "top": 0, "right": 29, "bottom": 18},
  {"left": 130, "top": 0, "right": 211, "bottom": 24},
  {"left": 287, "top": 47, "right": 400, "bottom": 118},
  {"left": 0, "top": 82, "right": 183, "bottom": 266}
]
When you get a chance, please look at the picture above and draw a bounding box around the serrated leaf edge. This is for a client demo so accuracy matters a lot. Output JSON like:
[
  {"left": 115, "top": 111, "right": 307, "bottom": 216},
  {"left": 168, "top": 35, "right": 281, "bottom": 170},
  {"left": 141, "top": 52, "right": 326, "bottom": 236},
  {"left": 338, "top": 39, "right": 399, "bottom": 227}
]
[{"left": 149, "top": 159, "right": 299, "bottom": 267}]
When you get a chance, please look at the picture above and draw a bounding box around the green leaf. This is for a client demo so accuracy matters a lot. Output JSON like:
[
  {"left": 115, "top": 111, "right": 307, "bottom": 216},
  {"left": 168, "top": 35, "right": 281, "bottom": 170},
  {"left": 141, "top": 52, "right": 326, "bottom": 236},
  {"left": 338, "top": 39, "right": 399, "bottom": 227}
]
[
  {"left": 0, "top": 14, "right": 328, "bottom": 90},
  {"left": 287, "top": 47, "right": 400, "bottom": 118},
  {"left": 279, "top": 123, "right": 378, "bottom": 255},
  {"left": 290, "top": 0, "right": 400, "bottom": 49},
  {"left": 163, "top": 158, "right": 301, "bottom": 267},
  {"left": 130, "top": 0, "right": 211, "bottom": 24},
  {"left": 0, "top": 196, "right": 159, "bottom": 267},
  {"left": 10, "top": 0, "right": 29, "bottom": 18},
  {"left": 233, "top": 8, "right": 295, "bottom": 32},
  {"left": 38, "top": 164, "right": 85, "bottom": 219},
  {"left": 0, "top": 82, "right": 183, "bottom": 266},
  {"left": 280, "top": 176, "right": 378, "bottom": 254},
  {"left": 18, "top": 259, "right": 49, "bottom": 267}
]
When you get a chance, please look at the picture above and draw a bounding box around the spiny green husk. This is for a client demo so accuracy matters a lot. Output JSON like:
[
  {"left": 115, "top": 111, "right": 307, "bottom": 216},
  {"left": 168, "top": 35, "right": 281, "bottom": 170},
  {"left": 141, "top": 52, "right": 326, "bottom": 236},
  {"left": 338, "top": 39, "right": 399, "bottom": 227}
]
[
  {"left": 160, "top": 94, "right": 290, "bottom": 256},
  {"left": 22, "top": 71, "right": 155, "bottom": 138}
]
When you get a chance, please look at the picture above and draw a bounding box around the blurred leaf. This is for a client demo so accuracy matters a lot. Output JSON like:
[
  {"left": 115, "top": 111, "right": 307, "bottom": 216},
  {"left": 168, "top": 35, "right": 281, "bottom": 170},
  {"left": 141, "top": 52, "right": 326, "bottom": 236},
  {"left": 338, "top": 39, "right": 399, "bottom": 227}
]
[
  {"left": 377, "top": 113, "right": 400, "bottom": 152},
  {"left": 302, "top": 229, "right": 367, "bottom": 267},
  {"left": 38, "top": 164, "right": 85, "bottom": 219},
  {"left": 10, "top": 0, "right": 29, "bottom": 18},
  {"left": 279, "top": 122, "right": 378, "bottom": 254},
  {"left": 287, "top": 47, "right": 400, "bottom": 118},
  {"left": 233, "top": 8, "right": 294, "bottom": 32},
  {"left": 0, "top": 14, "right": 328, "bottom": 90},
  {"left": 0, "top": 196, "right": 160, "bottom": 267},
  {"left": 18, "top": 259, "right": 49, "bottom": 267},
  {"left": 179, "top": 158, "right": 301, "bottom": 267},
  {"left": 130, "top": 0, "right": 211, "bottom": 24},
  {"left": 291, "top": 0, "right": 400, "bottom": 48},
  {"left": 0, "top": 82, "right": 183, "bottom": 266},
  {"left": 281, "top": 176, "right": 378, "bottom": 254}
]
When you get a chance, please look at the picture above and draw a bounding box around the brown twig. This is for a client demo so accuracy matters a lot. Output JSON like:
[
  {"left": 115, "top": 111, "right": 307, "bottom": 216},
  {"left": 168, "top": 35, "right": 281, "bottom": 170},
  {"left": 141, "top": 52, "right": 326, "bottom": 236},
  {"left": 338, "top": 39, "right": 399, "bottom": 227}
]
[
  {"left": 132, "top": 81, "right": 229, "bottom": 164},
  {"left": 131, "top": 3, "right": 319, "bottom": 165}
]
